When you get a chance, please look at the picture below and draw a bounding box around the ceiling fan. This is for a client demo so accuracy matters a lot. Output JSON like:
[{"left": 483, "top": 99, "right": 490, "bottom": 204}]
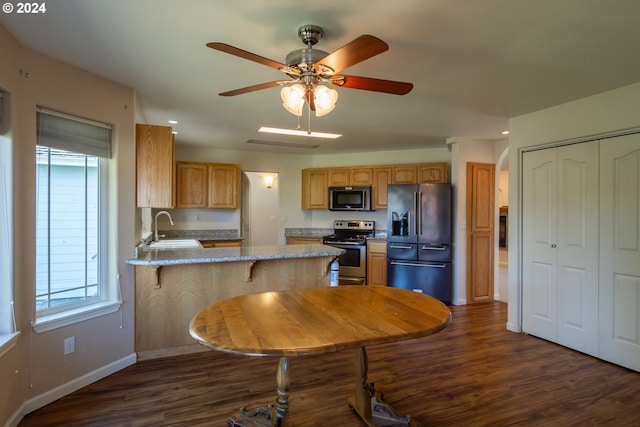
[{"left": 207, "top": 25, "right": 413, "bottom": 117}]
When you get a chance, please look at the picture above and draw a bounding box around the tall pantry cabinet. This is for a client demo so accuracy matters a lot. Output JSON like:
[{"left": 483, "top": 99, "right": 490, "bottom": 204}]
[{"left": 522, "top": 134, "right": 640, "bottom": 372}]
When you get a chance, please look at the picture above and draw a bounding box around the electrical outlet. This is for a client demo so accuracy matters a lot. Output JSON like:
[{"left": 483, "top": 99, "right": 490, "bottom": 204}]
[{"left": 64, "top": 336, "right": 75, "bottom": 355}]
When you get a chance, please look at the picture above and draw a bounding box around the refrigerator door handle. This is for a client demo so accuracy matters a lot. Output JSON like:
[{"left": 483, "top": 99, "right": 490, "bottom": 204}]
[
  {"left": 389, "top": 244, "right": 414, "bottom": 249},
  {"left": 417, "top": 191, "right": 423, "bottom": 235},
  {"left": 421, "top": 245, "right": 447, "bottom": 251},
  {"left": 390, "top": 261, "right": 447, "bottom": 268},
  {"left": 412, "top": 191, "right": 417, "bottom": 236}
]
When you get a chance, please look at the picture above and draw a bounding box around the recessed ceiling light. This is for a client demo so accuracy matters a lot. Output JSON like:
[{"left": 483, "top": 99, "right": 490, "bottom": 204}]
[
  {"left": 258, "top": 126, "right": 342, "bottom": 139},
  {"left": 168, "top": 120, "right": 178, "bottom": 124},
  {"left": 501, "top": 130, "right": 510, "bottom": 135}
]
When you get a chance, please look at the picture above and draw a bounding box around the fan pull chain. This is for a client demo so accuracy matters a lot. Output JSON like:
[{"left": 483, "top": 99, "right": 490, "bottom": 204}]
[{"left": 307, "top": 93, "right": 312, "bottom": 135}]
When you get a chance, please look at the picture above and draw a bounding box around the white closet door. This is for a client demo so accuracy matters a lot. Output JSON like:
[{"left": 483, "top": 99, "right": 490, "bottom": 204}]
[
  {"left": 523, "top": 148, "right": 558, "bottom": 342},
  {"left": 599, "top": 133, "right": 640, "bottom": 371},
  {"left": 556, "top": 142, "right": 599, "bottom": 355},
  {"left": 522, "top": 142, "right": 599, "bottom": 355}
]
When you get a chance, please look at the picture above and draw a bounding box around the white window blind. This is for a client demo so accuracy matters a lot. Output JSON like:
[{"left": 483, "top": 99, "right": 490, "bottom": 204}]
[{"left": 36, "top": 108, "right": 112, "bottom": 158}]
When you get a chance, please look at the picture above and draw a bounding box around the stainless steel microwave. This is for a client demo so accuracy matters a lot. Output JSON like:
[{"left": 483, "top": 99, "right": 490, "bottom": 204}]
[{"left": 328, "top": 186, "right": 372, "bottom": 211}]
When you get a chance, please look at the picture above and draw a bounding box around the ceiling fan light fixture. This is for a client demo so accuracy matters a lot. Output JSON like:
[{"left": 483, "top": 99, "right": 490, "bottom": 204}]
[
  {"left": 281, "top": 84, "right": 305, "bottom": 116},
  {"left": 314, "top": 85, "right": 338, "bottom": 117}
]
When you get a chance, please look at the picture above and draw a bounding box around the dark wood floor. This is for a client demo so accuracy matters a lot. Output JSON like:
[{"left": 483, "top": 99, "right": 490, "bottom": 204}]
[{"left": 19, "top": 301, "right": 640, "bottom": 426}]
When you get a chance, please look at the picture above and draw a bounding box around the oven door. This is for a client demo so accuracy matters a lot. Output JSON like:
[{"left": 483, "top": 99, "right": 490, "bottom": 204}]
[{"left": 323, "top": 242, "right": 366, "bottom": 281}]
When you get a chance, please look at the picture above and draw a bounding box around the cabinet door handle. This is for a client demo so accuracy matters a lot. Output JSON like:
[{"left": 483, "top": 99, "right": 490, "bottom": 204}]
[{"left": 551, "top": 243, "right": 557, "bottom": 248}]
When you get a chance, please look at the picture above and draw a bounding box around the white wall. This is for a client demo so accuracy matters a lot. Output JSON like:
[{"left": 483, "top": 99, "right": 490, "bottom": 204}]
[
  {"left": 507, "top": 82, "right": 640, "bottom": 332},
  {"left": 243, "top": 171, "right": 279, "bottom": 246}
]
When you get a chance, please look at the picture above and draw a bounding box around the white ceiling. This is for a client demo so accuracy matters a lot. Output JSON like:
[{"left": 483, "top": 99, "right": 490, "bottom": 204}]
[{"left": 2, "top": 0, "right": 640, "bottom": 154}]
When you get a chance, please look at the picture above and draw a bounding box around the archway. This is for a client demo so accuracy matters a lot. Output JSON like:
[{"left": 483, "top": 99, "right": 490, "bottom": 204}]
[{"left": 494, "top": 146, "right": 509, "bottom": 302}]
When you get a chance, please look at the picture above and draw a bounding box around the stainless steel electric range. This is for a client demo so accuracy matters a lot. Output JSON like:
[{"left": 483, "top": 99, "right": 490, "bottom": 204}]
[{"left": 322, "top": 220, "right": 375, "bottom": 285}]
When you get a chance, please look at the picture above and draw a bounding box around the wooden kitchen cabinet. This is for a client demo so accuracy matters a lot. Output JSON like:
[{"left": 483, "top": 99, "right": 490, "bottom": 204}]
[
  {"left": 176, "top": 162, "right": 208, "bottom": 208},
  {"left": 367, "top": 240, "right": 387, "bottom": 286},
  {"left": 350, "top": 167, "right": 374, "bottom": 186},
  {"left": 199, "top": 239, "right": 242, "bottom": 248},
  {"left": 328, "top": 168, "right": 350, "bottom": 187},
  {"left": 175, "top": 161, "right": 240, "bottom": 209},
  {"left": 302, "top": 168, "right": 328, "bottom": 209},
  {"left": 392, "top": 165, "right": 418, "bottom": 184},
  {"left": 373, "top": 167, "right": 392, "bottom": 209},
  {"left": 208, "top": 163, "right": 240, "bottom": 208},
  {"left": 286, "top": 237, "right": 324, "bottom": 245},
  {"left": 301, "top": 162, "right": 448, "bottom": 209},
  {"left": 419, "top": 162, "right": 448, "bottom": 183},
  {"left": 136, "top": 124, "right": 175, "bottom": 208}
]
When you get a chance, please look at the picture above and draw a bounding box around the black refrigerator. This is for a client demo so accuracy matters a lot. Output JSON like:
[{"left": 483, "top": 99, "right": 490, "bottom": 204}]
[{"left": 387, "top": 183, "right": 452, "bottom": 305}]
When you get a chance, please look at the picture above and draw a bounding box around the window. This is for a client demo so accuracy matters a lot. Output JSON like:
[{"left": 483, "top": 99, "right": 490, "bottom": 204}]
[{"left": 35, "top": 108, "right": 115, "bottom": 324}]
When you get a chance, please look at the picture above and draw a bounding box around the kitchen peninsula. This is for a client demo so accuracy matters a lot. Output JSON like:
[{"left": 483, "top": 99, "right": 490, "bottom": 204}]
[{"left": 127, "top": 244, "right": 344, "bottom": 360}]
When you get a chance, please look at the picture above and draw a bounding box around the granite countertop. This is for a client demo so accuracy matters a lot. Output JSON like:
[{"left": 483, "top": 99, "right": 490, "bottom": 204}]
[
  {"left": 284, "top": 228, "right": 334, "bottom": 238},
  {"left": 127, "top": 244, "right": 344, "bottom": 266},
  {"left": 159, "top": 229, "right": 243, "bottom": 241}
]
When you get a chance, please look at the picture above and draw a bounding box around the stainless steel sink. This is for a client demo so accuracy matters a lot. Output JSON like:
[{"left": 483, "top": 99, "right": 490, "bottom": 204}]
[{"left": 148, "top": 239, "right": 200, "bottom": 249}]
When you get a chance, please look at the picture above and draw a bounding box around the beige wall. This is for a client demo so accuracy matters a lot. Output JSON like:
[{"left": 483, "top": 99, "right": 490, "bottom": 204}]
[
  {"left": 0, "top": 26, "right": 136, "bottom": 425},
  {"left": 506, "top": 82, "right": 640, "bottom": 332}
]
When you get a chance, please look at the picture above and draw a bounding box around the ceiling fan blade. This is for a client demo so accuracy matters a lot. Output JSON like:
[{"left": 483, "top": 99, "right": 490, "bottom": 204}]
[
  {"left": 219, "top": 81, "right": 285, "bottom": 96},
  {"left": 330, "top": 75, "right": 413, "bottom": 95},
  {"left": 315, "top": 35, "right": 389, "bottom": 73},
  {"left": 207, "top": 42, "right": 287, "bottom": 70}
]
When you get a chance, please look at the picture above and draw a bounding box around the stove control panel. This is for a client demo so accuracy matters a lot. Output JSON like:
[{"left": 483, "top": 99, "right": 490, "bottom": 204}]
[{"left": 333, "top": 220, "right": 375, "bottom": 231}]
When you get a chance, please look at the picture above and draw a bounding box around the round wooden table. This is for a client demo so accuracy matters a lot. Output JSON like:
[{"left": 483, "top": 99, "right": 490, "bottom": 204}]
[{"left": 190, "top": 285, "right": 451, "bottom": 426}]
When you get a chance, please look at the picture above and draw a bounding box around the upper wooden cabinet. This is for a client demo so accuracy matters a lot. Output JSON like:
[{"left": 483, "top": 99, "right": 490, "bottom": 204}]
[
  {"left": 302, "top": 168, "right": 328, "bottom": 209},
  {"left": 373, "top": 167, "right": 392, "bottom": 209},
  {"left": 136, "top": 124, "right": 175, "bottom": 208},
  {"left": 327, "top": 167, "right": 374, "bottom": 187},
  {"left": 419, "top": 163, "right": 448, "bottom": 183},
  {"left": 302, "top": 162, "right": 448, "bottom": 210},
  {"left": 208, "top": 163, "right": 240, "bottom": 208},
  {"left": 392, "top": 165, "right": 417, "bottom": 184},
  {"left": 175, "top": 161, "right": 240, "bottom": 209},
  {"left": 176, "top": 162, "right": 208, "bottom": 208},
  {"left": 350, "top": 167, "right": 374, "bottom": 186},
  {"left": 328, "top": 168, "right": 350, "bottom": 187}
]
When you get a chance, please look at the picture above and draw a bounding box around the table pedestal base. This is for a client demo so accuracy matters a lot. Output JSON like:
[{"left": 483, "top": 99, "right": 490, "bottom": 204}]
[
  {"left": 227, "top": 348, "right": 422, "bottom": 427},
  {"left": 348, "top": 347, "right": 422, "bottom": 427},
  {"left": 227, "top": 357, "right": 290, "bottom": 427}
]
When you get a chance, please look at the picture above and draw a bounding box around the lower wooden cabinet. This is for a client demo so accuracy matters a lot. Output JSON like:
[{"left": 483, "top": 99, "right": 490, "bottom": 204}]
[
  {"left": 199, "top": 240, "right": 242, "bottom": 248},
  {"left": 286, "top": 237, "right": 324, "bottom": 245},
  {"left": 367, "top": 240, "right": 387, "bottom": 286}
]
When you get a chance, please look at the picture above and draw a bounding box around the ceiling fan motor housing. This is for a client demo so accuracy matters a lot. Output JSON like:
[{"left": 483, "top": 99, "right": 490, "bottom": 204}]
[
  {"left": 285, "top": 48, "right": 329, "bottom": 68},
  {"left": 297, "top": 24, "right": 323, "bottom": 46}
]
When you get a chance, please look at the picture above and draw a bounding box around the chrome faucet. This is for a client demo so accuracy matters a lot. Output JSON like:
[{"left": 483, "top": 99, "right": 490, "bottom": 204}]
[{"left": 154, "top": 210, "right": 174, "bottom": 242}]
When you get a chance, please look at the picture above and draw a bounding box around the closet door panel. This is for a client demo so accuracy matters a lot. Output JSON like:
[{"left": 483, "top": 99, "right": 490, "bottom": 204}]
[
  {"left": 599, "top": 133, "right": 640, "bottom": 372},
  {"left": 522, "top": 149, "right": 558, "bottom": 341},
  {"left": 556, "top": 142, "right": 599, "bottom": 355}
]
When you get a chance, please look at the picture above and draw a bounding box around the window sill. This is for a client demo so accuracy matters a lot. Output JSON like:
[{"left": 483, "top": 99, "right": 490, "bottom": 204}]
[
  {"left": 0, "top": 332, "right": 20, "bottom": 358},
  {"left": 32, "top": 300, "right": 122, "bottom": 333}
]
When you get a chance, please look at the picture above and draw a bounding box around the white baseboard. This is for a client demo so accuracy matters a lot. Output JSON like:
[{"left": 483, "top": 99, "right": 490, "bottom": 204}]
[
  {"left": 506, "top": 322, "right": 522, "bottom": 333},
  {"left": 22, "top": 353, "right": 137, "bottom": 415}
]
